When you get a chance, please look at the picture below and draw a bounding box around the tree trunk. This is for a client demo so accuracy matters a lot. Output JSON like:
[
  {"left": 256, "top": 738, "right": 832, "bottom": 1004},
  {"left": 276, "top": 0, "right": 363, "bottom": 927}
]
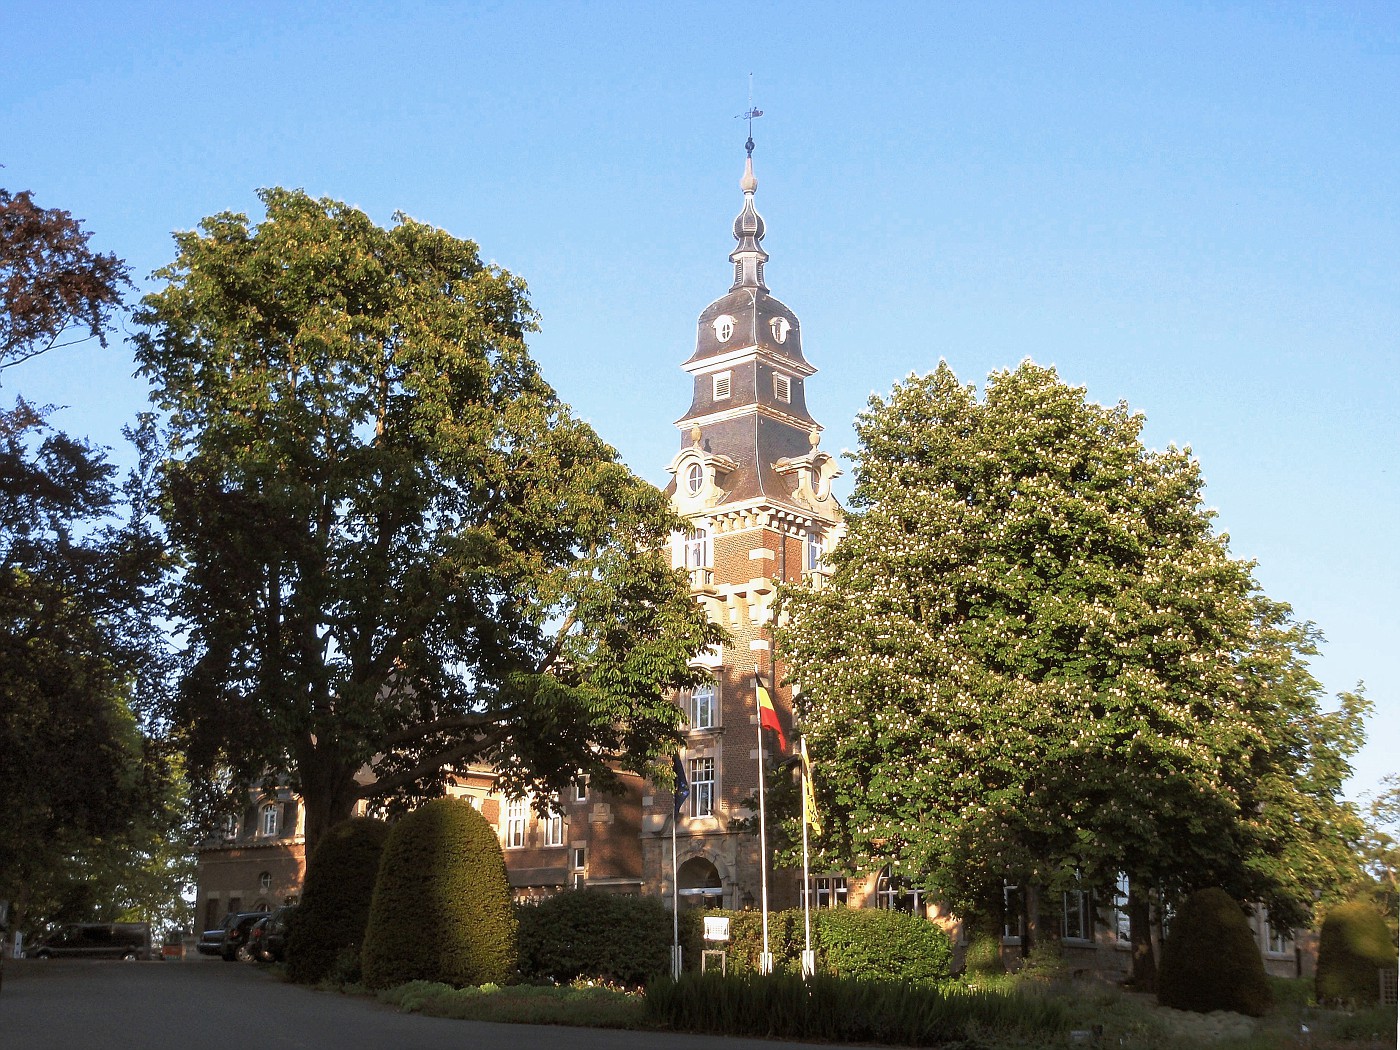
[
  {"left": 1129, "top": 887, "right": 1157, "bottom": 991},
  {"left": 1023, "top": 882, "right": 1041, "bottom": 960},
  {"left": 297, "top": 748, "right": 362, "bottom": 855}
]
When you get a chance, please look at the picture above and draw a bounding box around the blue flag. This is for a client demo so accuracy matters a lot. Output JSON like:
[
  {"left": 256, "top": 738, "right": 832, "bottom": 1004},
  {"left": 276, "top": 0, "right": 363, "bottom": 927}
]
[{"left": 672, "top": 754, "right": 689, "bottom": 817}]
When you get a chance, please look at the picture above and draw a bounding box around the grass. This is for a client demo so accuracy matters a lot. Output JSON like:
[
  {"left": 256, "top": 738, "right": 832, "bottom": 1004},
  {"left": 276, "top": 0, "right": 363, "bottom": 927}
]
[{"left": 375, "top": 979, "right": 647, "bottom": 1027}]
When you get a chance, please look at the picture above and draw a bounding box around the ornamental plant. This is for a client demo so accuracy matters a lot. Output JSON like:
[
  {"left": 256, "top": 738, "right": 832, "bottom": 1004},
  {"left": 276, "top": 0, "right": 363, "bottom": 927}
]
[
  {"left": 361, "top": 797, "right": 516, "bottom": 988},
  {"left": 1315, "top": 899, "right": 1395, "bottom": 1004},
  {"left": 286, "top": 816, "right": 389, "bottom": 984},
  {"left": 1157, "top": 887, "right": 1271, "bottom": 1016}
]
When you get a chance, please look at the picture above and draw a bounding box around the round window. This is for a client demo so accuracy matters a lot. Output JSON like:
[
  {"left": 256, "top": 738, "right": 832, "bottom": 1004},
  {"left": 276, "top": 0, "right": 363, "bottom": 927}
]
[
  {"left": 686, "top": 462, "right": 705, "bottom": 495},
  {"left": 712, "top": 315, "right": 735, "bottom": 341}
]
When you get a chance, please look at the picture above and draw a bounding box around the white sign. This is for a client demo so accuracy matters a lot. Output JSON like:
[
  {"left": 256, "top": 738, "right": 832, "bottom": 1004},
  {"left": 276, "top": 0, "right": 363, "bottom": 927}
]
[{"left": 703, "top": 916, "right": 730, "bottom": 942}]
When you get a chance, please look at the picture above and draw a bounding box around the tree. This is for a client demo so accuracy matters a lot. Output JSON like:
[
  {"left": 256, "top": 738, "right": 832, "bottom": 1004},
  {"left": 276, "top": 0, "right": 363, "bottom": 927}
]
[
  {"left": 777, "top": 361, "right": 1368, "bottom": 986},
  {"left": 1157, "top": 888, "right": 1272, "bottom": 1016},
  {"left": 0, "top": 185, "right": 179, "bottom": 940},
  {"left": 0, "top": 188, "right": 128, "bottom": 370},
  {"left": 132, "top": 189, "right": 722, "bottom": 849}
]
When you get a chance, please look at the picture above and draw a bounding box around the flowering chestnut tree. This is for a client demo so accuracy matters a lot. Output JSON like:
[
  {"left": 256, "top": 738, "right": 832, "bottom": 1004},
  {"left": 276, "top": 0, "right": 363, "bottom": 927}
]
[{"left": 778, "top": 361, "right": 1366, "bottom": 981}]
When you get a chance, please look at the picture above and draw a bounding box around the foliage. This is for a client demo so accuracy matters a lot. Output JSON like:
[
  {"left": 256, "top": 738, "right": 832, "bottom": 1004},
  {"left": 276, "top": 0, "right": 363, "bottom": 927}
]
[
  {"left": 515, "top": 889, "right": 676, "bottom": 986},
  {"left": 132, "top": 188, "right": 723, "bottom": 847},
  {"left": 1315, "top": 899, "right": 1395, "bottom": 1005},
  {"left": 1157, "top": 888, "right": 1271, "bottom": 1016},
  {"left": 777, "top": 362, "right": 1369, "bottom": 963},
  {"left": 287, "top": 816, "right": 390, "bottom": 984},
  {"left": 816, "top": 907, "right": 953, "bottom": 982},
  {"left": 645, "top": 971, "right": 1070, "bottom": 1045},
  {"left": 0, "top": 187, "right": 129, "bottom": 369},
  {"left": 963, "top": 930, "right": 1006, "bottom": 976},
  {"left": 1352, "top": 774, "right": 1400, "bottom": 929},
  {"left": 380, "top": 980, "right": 645, "bottom": 1028},
  {"left": 361, "top": 798, "right": 517, "bottom": 988}
]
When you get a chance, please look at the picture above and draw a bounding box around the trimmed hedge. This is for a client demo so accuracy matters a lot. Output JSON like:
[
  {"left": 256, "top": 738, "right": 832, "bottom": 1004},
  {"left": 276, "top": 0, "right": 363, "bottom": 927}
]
[
  {"left": 1316, "top": 900, "right": 1395, "bottom": 1005},
  {"left": 1158, "top": 888, "right": 1272, "bottom": 1016},
  {"left": 361, "top": 797, "right": 517, "bottom": 989},
  {"left": 817, "top": 907, "right": 953, "bottom": 982},
  {"left": 286, "top": 816, "right": 390, "bottom": 984},
  {"left": 516, "top": 890, "right": 676, "bottom": 986}
]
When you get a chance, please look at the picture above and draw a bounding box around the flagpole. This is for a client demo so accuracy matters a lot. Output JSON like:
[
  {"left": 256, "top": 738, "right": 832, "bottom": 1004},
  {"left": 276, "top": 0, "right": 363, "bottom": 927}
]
[
  {"left": 800, "top": 735, "right": 813, "bottom": 977},
  {"left": 756, "top": 676, "right": 772, "bottom": 975},
  {"left": 671, "top": 750, "right": 684, "bottom": 980}
]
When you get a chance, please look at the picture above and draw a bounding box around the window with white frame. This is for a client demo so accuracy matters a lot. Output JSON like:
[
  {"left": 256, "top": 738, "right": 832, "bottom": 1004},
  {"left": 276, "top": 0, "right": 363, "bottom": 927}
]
[
  {"left": 542, "top": 807, "right": 564, "bottom": 847},
  {"left": 686, "top": 461, "right": 704, "bottom": 495},
  {"left": 1111, "top": 873, "right": 1131, "bottom": 945},
  {"left": 1003, "top": 882, "right": 1025, "bottom": 941},
  {"left": 773, "top": 372, "right": 791, "bottom": 403},
  {"left": 689, "top": 679, "right": 716, "bottom": 730},
  {"left": 877, "top": 869, "right": 923, "bottom": 913},
  {"left": 574, "top": 778, "right": 588, "bottom": 803},
  {"left": 505, "top": 797, "right": 527, "bottom": 848},
  {"left": 571, "top": 847, "right": 586, "bottom": 871},
  {"left": 260, "top": 803, "right": 279, "bottom": 837},
  {"left": 259, "top": 871, "right": 272, "bottom": 893},
  {"left": 1063, "top": 889, "right": 1092, "bottom": 941},
  {"left": 221, "top": 814, "right": 239, "bottom": 840},
  {"left": 712, "top": 371, "right": 731, "bottom": 400},
  {"left": 814, "top": 876, "right": 848, "bottom": 908},
  {"left": 805, "top": 529, "right": 823, "bottom": 571},
  {"left": 688, "top": 756, "right": 715, "bottom": 818},
  {"left": 1262, "top": 911, "right": 1292, "bottom": 954},
  {"left": 684, "top": 527, "right": 711, "bottom": 569}
]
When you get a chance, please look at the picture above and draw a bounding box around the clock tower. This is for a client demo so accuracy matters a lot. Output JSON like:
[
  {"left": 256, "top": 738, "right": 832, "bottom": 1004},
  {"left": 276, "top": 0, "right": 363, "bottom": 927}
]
[{"left": 643, "top": 141, "right": 843, "bottom": 910}]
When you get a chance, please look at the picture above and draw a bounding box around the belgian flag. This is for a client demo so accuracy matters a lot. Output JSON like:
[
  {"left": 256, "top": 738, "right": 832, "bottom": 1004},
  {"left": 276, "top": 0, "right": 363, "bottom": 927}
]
[{"left": 754, "top": 672, "right": 788, "bottom": 752}]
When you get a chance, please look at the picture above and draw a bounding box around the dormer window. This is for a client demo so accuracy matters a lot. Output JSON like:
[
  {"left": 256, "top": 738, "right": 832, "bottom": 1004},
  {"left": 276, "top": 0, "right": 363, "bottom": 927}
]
[
  {"left": 686, "top": 462, "right": 704, "bottom": 495},
  {"left": 713, "top": 371, "right": 732, "bottom": 400},
  {"left": 712, "top": 315, "right": 736, "bottom": 342},
  {"left": 773, "top": 373, "right": 791, "bottom": 403},
  {"left": 260, "top": 802, "right": 280, "bottom": 837},
  {"left": 770, "top": 317, "right": 790, "bottom": 343}
]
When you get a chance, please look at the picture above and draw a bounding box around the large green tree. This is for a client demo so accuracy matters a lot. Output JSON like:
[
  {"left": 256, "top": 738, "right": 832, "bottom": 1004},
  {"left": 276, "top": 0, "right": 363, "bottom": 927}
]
[
  {"left": 133, "top": 189, "right": 721, "bottom": 848},
  {"left": 777, "top": 361, "right": 1367, "bottom": 984}
]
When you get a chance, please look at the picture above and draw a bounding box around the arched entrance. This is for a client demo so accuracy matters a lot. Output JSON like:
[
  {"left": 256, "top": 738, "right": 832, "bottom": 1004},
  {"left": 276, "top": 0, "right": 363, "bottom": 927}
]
[{"left": 677, "top": 856, "right": 724, "bottom": 909}]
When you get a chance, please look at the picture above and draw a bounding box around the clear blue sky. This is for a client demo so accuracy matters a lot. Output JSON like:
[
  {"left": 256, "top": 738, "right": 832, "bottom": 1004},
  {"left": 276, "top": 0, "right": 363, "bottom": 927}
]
[{"left": 3, "top": 1, "right": 1395, "bottom": 798}]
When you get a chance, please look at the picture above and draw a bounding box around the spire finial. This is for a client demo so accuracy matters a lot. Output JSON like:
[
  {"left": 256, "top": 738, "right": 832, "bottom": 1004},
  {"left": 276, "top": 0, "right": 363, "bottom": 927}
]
[{"left": 737, "top": 72, "right": 763, "bottom": 163}]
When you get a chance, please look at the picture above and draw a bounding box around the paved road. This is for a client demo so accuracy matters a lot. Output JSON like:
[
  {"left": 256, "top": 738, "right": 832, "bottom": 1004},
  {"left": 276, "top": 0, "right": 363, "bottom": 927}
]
[{"left": 0, "top": 957, "right": 839, "bottom": 1050}]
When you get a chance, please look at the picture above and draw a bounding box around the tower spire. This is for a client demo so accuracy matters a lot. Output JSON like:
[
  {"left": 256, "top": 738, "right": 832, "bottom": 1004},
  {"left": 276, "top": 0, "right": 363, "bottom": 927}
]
[{"left": 731, "top": 89, "right": 767, "bottom": 292}]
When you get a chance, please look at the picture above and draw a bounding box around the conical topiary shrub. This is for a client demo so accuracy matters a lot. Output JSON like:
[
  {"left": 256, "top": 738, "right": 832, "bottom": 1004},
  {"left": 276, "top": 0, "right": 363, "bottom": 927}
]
[
  {"left": 286, "top": 815, "right": 390, "bottom": 984},
  {"left": 361, "top": 797, "right": 517, "bottom": 989},
  {"left": 1158, "top": 888, "right": 1272, "bottom": 1016},
  {"left": 1316, "top": 900, "right": 1395, "bottom": 1004}
]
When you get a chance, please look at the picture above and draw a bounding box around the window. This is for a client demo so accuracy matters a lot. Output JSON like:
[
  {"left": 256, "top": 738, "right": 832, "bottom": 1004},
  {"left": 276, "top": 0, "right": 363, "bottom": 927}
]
[
  {"left": 686, "top": 461, "right": 705, "bottom": 494},
  {"left": 1262, "top": 911, "right": 1292, "bottom": 954},
  {"left": 1003, "top": 882, "right": 1025, "bottom": 941},
  {"left": 260, "top": 803, "right": 279, "bottom": 837},
  {"left": 773, "top": 373, "right": 791, "bottom": 403},
  {"left": 712, "top": 315, "right": 735, "bottom": 342},
  {"left": 770, "top": 316, "right": 790, "bottom": 343},
  {"left": 221, "top": 814, "right": 238, "bottom": 840},
  {"left": 684, "top": 527, "right": 711, "bottom": 569},
  {"left": 505, "top": 797, "right": 527, "bottom": 848},
  {"left": 688, "top": 757, "right": 715, "bottom": 818},
  {"left": 1111, "top": 873, "right": 1131, "bottom": 945},
  {"left": 814, "top": 876, "right": 848, "bottom": 908},
  {"left": 571, "top": 847, "right": 586, "bottom": 870},
  {"left": 574, "top": 778, "right": 588, "bottom": 803},
  {"left": 542, "top": 808, "right": 564, "bottom": 847},
  {"left": 805, "top": 530, "right": 823, "bottom": 571},
  {"left": 712, "top": 371, "right": 731, "bottom": 400},
  {"left": 689, "top": 679, "right": 716, "bottom": 730},
  {"left": 877, "top": 869, "right": 924, "bottom": 914},
  {"left": 1063, "top": 889, "right": 1091, "bottom": 941}
]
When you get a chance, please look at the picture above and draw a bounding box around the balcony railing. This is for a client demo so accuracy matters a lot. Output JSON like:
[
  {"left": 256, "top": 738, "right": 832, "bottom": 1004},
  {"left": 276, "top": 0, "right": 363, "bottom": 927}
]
[{"left": 688, "top": 566, "right": 715, "bottom": 591}]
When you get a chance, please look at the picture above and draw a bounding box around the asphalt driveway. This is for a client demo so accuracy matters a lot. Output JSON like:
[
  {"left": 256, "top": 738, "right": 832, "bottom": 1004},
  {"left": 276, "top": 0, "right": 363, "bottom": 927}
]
[{"left": 1, "top": 957, "right": 838, "bottom": 1050}]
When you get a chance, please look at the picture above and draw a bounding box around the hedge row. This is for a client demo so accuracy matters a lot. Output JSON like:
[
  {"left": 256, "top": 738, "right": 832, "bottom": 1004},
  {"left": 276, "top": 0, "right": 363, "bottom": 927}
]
[{"left": 515, "top": 891, "right": 953, "bottom": 985}]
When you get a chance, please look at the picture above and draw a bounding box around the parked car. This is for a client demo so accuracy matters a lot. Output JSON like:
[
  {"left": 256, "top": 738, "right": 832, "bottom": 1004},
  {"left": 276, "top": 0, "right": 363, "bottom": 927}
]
[
  {"left": 195, "top": 926, "right": 226, "bottom": 956},
  {"left": 220, "top": 911, "right": 270, "bottom": 962},
  {"left": 29, "top": 923, "right": 152, "bottom": 961},
  {"left": 250, "top": 904, "right": 297, "bottom": 963}
]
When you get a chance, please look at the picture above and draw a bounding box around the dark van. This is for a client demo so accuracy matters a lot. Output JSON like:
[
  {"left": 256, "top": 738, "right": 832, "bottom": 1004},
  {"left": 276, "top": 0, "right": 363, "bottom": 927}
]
[{"left": 30, "top": 922, "right": 152, "bottom": 960}]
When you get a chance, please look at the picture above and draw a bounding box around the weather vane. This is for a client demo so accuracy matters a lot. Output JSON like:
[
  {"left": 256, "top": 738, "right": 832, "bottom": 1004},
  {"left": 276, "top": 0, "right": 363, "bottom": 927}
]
[{"left": 736, "top": 72, "right": 763, "bottom": 156}]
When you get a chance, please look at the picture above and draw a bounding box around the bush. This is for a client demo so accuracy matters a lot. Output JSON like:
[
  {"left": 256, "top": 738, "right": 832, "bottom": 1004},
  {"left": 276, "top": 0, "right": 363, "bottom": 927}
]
[
  {"left": 645, "top": 971, "right": 1069, "bottom": 1044},
  {"left": 516, "top": 890, "right": 677, "bottom": 986},
  {"left": 817, "top": 908, "right": 953, "bottom": 982},
  {"left": 286, "top": 816, "right": 390, "bottom": 984},
  {"left": 1316, "top": 900, "right": 1395, "bottom": 1005},
  {"left": 1157, "top": 888, "right": 1272, "bottom": 1016},
  {"left": 360, "top": 797, "right": 517, "bottom": 989},
  {"left": 962, "top": 931, "right": 1006, "bottom": 976}
]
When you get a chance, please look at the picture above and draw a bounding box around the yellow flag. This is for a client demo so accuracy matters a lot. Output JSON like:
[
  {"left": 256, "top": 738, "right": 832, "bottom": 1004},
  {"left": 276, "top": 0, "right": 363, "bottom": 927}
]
[{"left": 801, "top": 737, "right": 821, "bottom": 834}]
